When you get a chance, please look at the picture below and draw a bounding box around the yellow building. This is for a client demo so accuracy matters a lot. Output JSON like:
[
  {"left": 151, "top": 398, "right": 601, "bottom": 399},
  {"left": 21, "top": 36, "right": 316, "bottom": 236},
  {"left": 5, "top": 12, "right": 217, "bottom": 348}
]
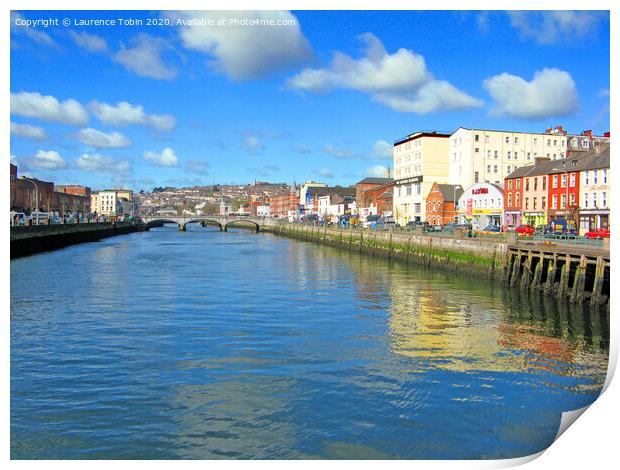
[
  {"left": 392, "top": 131, "right": 451, "bottom": 225},
  {"left": 449, "top": 127, "right": 568, "bottom": 190}
]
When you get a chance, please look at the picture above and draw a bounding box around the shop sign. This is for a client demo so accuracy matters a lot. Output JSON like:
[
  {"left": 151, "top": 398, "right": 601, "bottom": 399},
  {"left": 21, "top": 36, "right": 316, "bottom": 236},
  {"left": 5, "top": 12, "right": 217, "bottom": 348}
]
[{"left": 472, "top": 187, "right": 489, "bottom": 195}]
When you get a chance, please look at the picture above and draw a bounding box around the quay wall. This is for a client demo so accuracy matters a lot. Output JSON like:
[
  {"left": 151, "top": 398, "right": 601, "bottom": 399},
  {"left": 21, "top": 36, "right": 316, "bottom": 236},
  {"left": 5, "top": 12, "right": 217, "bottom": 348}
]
[
  {"left": 260, "top": 222, "right": 610, "bottom": 308},
  {"left": 261, "top": 223, "right": 506, "bottom": 279},
  {"left": 10, "top": 222, "right": 139, "bottom": 259}
]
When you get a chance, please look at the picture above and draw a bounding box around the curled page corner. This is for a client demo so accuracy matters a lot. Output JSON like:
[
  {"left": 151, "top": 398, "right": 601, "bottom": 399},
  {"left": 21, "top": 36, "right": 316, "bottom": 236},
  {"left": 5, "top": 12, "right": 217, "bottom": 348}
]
[{"left": 554, "top": 405, "right": 591, "bottom": 442}]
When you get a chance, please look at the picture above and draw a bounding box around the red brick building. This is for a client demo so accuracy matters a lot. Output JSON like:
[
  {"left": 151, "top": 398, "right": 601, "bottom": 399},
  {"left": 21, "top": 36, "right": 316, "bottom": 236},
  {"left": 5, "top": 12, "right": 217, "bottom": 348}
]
[
  {"left": 361, "top": 182, "right": 394, "bottom": 216},
  {"left": 425, "top": 183, "right": 463, "bottom": 225},
  {"left": 355, "top": 177, "right": 393, "bottom": 209},
  {"left": 270, "top": 189, "right": 299, "bottom": 218}
]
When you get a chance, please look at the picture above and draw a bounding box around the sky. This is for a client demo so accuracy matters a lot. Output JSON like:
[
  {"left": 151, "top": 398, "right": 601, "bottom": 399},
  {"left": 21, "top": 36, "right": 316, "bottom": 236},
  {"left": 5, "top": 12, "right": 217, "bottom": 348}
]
[{"left": 9, "top": 10, "right": 610, "bottom": 191}]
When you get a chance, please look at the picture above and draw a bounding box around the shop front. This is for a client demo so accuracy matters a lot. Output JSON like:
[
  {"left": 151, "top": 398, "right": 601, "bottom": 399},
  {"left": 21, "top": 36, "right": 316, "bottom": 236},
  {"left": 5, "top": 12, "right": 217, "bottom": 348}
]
[
  {"left": 504, "top": 210, "right": 522, "bottom": 228},
  {"left": 523, "top": 211, "right": 546, "bottom": 228},
  {"left": 579, "top": 209, "right": 610, "bottom": 235},
  {"left": 458, "top": 183, "right": 505, "bottom": 230}
]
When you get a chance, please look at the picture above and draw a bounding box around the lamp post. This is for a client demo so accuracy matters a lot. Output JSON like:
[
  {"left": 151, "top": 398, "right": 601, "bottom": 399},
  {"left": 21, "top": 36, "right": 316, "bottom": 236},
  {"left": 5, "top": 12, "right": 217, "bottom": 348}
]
[{"left": 22, "top": 177, "right": 39, "bottom": 225}]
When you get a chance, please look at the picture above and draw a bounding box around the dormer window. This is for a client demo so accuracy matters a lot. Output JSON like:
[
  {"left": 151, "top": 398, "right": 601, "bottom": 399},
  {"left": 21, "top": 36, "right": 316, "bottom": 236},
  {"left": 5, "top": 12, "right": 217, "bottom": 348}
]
[{"left": 582, "top": 139, "right": 590, "bottom": 148}]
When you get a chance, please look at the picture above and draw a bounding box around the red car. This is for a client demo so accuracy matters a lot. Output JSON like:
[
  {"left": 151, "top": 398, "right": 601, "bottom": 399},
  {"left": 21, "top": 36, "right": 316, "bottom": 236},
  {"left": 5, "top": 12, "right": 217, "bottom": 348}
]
[
  {"left": 585, "top": 228, "right": 610, "bottom": 239},
  {"left": 515, "top": 224, "right": 535, "bottom": 236}
]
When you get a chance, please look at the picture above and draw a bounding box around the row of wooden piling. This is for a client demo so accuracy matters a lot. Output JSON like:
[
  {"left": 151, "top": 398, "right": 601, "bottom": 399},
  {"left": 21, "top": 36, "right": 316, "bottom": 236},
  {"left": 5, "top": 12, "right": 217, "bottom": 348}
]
[{"left": 503, "top": 248, "right": 609, "bottom": 308}]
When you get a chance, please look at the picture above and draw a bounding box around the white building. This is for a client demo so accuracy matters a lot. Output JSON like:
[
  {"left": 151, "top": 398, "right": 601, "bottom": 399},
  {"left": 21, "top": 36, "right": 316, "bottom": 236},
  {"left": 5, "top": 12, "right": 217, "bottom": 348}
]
[
  {"left": 298, "top": 181, "right": 327, "bottom": 214},
  {"left": 449, "top": 127, "right": 568, "bottom": 190},
  {"left": 578, "top": 147, "right": 610, "bottom": 234},
  {"left": 393, "top": 131, "right": 451, "bottom": 225},
  {"left": 256, "top": 205, "right": 271, "bottom": 217},
  {"left": 457, "top": 182, "right": 504, "bottom": 230}
]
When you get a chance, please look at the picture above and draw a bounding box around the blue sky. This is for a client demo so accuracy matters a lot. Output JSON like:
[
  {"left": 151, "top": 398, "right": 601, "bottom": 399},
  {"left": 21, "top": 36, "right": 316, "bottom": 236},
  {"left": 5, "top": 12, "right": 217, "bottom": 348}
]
[{"left": 10, "top": 10, "right": 610, "bottom": 191}]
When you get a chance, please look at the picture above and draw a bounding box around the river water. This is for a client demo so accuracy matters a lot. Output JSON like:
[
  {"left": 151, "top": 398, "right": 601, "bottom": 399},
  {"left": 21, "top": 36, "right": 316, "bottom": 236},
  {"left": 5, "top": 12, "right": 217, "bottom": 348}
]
[{"left": 10, "top": 225, "right": 609, "bottom": 459}]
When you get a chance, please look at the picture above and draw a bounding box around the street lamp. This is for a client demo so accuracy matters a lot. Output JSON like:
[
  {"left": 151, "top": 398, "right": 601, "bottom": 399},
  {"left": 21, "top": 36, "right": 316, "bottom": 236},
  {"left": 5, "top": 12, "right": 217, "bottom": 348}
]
[{"left": 22, "top": 177, "right": 39, "bottom": 225}]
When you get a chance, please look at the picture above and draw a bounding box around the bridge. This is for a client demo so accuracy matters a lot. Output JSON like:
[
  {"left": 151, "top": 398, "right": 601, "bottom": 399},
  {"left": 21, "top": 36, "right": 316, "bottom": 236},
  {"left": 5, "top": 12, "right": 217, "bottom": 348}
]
[{"left": 138, "top": 215, "right": 269, "bottom": 232}]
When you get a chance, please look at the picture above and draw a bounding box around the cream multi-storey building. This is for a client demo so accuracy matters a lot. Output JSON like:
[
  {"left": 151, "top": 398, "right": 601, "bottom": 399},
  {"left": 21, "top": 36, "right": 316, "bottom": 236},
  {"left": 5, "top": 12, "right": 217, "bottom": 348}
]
[
  {"left": 578, "top": 146, "right": 610, "bottom": 234},
  {"left": 448, "top": 127, "right": 568, "bottom": 190},
  {"left": 392, "top": 131, "right": 451, "bottom": 225}
]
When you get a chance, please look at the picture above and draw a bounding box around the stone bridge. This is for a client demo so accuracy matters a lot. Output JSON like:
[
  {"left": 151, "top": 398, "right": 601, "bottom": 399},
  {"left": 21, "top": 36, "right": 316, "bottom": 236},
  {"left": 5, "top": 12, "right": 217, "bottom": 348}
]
[{"left": 138, "top": 215, "right": 270, "bottom": 232}]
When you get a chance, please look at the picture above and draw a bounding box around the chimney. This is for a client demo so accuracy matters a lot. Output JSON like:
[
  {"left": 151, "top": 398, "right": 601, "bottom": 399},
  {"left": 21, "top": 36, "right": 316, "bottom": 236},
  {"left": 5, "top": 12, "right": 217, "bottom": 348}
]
[
  {"left": 582, "top": 130, "right": 593, "bottom": 139},
  {"left": 604, "top": 131, "right": 610, "bottom": 138},
  {"left": 535, "top": 156, "right": 551, "bottom": 166}
]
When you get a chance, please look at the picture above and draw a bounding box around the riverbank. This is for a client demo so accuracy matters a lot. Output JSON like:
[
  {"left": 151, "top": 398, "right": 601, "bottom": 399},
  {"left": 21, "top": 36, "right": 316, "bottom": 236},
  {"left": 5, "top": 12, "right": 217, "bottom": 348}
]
[
  {"left": 260, "top": 222, "right": 610, "bottom": 308},
  {"left": 261, "top": 222, "right": 506, "bottom": 279},
  {"left": 10, "top": 222, "right": 141, "bottom": 259}
]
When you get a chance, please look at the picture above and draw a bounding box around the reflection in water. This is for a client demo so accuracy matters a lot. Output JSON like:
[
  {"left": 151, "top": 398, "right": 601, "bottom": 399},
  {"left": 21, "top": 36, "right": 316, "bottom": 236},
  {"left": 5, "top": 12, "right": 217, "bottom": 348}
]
[{"left": 11, "top": 227, "right": 609, "bottom": 459}]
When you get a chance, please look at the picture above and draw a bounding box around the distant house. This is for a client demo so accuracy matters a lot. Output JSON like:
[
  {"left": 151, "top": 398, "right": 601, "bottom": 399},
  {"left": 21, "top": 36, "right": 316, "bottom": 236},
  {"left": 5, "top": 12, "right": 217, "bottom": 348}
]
[
  {"left": 355, "top": 177, "right": 393, "bottom": 219},
  {"left": 425, "top": 183, "right": 463, "bottom": 226}
]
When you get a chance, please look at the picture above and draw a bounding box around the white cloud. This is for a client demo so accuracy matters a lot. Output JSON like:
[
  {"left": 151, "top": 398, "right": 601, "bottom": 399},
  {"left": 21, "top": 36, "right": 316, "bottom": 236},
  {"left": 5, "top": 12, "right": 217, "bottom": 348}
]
[
  {"left": 244, "top": 134, "right": 264, "bottom": 154},
  {"left": 113, "top": 34, "right": 178, "bottom": 80},
  {"left": 318, "top": 168, "right": 333, "bottom": 178},
  {"left": 246, "top": 164, "right": 281, "bottom": 177},
  {"left": 367, "top": 165, "right": 388, "bottom": 178},
  {"left": 143, "top": 147, "right": 179, "bottom": 167},
  {"left": 508, "top": 11, "right": 607, "bottom": 45},
  {"left": 11, "top": 122, "right": 47, "bottom": 140},
  {"left": 287, "top": 33, "right": 482, "bottom": 114},
  {"left": 10, "top": 12, "right": 55, "bottom": 46},
  {"left": 25, "top": 150, "right": 67, "bottom": 170},
  {"left": 74, "top": 128, "right": 132, "bottom": 148},
  {"left": 76, "top": 153, "right": 132, "bottom": 175},
  {"left": 371, "top": 140, "right": 392, "bottom": 159},
  {"left": 69, "top": 30, "right": 108, "bottom": 52},
  {"left": 484, "top": 68, "right": 578, "bottom": 120},
  {"left": 89, "top": 100, "right": 176, "bottom": 131},
  {"left": 321, "top": 144, "right": 361, "bottom": 160},
  {"left": 184, "top": 160, "right": 209, "bottom": 175},
  {"left": 10, "top": 91, "right": 89, "bottom": 126},
  {"left": 293, "top": 143, "right": 312, "bottom": 154},
  {"left": 170, "top": 10, "right": 313, "bottom": 80},
  {"left": 599, "top": 89, "right": 610, "bottom": 98}
]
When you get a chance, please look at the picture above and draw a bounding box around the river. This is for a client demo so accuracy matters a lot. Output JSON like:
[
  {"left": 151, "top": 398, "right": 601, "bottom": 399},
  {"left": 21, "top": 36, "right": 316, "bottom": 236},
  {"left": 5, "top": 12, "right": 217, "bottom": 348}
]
[{"left": 10, "top": 225, "right": 609, "bottom": 459}]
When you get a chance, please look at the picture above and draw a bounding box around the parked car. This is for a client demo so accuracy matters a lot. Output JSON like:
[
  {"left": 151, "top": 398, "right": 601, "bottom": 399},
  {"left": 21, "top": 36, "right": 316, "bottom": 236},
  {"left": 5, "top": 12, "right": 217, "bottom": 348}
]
[
  {"left": 515, "top": 224, "right": 535, "bottom": 236},
  {"left": 364, "top": 214, "right": 381, "bottom": 229},
  {"left": 424, "top": 224, "right": 443, "bottom": 232},
  {"left": 377, "top": 216, "right": 399, "bottom": 231},
  {"left": 482, "top": 224, "right": 501, "bottom": 233},
  {"left": 585, "top": 228, "right": 610, "bottom": 239}
]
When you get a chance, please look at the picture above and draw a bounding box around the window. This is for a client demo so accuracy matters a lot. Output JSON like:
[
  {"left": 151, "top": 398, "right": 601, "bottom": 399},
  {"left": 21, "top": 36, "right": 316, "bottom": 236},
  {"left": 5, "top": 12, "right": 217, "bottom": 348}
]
[
  {"left": 507, "top": 180, "right": 512, "bottom": 190},
  {"left": 406, "top": 185, "right": 412, "bottom": 196},
  {"left": 561, "top": 194, "right": 567, "bottom": 209},
  {"left": 603, "top": 169, "right": 608, "bottom": 184},
  {"left": 507, "top": 165, "right": 512, "bottom": 174},
  {"left": 494, "top": 150, "right": 498, "bottom": 159},
  {"left": 592, "top": 192, "right": 597, "bottom": 207},
  {"left": 507, "top": 151, "right": 511, "bottom": 159},
  {"left": 585, "top": 171, "right": 589, "bottom": 185},
  {"left": 570, "top": 193, "right": 576, "bottom": 206},
  {"left": 552, "top": 175, "right": 558, "bottom": 188},
  {"left": 534, "top": 178, "right": 538, "bottom": 191},
  {"left": 414, "top": 203, "right": 421, "bottom": 213},
  {"left": 547, "top": 139, "right": 551, "bottom": 146},
  {"left": 542, "top": 196, "right": 546, "bottom": 208},
  {"left": 416, "top": 183, "right": 421, "bottom": 195},
  {"left": 525, "top": 197, "right": 529, "bottom": 210},
  {"left": 583, "top": 140, "right": 590, "bottom": 149},
  {"left": 527, "top": 152, "right": 531, "bottom": 160},
  {"left": 516, "top": 193, "right": 520, "bottom": 207},
  {"left": 584, "top": 192, "right": 589, "bottom": 208},
  {"left": 474, "top": 171, "right": 479, "bottom": 183},
  {"left": 487, "top": 165, "right": 491, "bottom": 173},
  {"left": 602, "top": 192, "right": 607, "bottom": 207},
  {"left": 533, "top": 138, "right": 538, "bottom": 145},
  {"left": 505, "top": 136, "right": 510, "bottom": 143},
  {"left": 533, "top": 197, "right": 537, "bottom": 210},
  {"left": 437, "top": 202, "right": 442, "bottom": 212},
  {"left": 525, "top": 179, "right": 529, "bottom": 191},
  {"left": 494, "top": 165, "right": 498, "bottom": 173},
  {"left": 487, "top": 150, "right": 491, "bottom": 158},
  {"left": 552, "top": 195, "right": 557, "bottom": 209},
  {"left": 485, "top": 135, "right": 490, "bottom": 143},
  {"left": 515, "top": 179, "right": 520, "bottom": 189},
  {"left": 475, "top": 134, "right": 480, "bottom": 142},
  {"left": 553, "top": 139, "right": 557, "bottom": 146},
  {"left": 593, "top": 171, "right": 598, "bottom": 184},
  {"left": 508, "top": 193, "right": 513, "bottom": 206},
  {"left": 515, "top": 151, "right": 519, "bottom": 159},
  {"left": 570, "top": 173, "right": 576, "bottom": 187},
  {"left": 475, "top": 147, "right": 480, "bottom": 153},
  {"left": 515, "top": 137, "right": 519, "bottom": 144}
]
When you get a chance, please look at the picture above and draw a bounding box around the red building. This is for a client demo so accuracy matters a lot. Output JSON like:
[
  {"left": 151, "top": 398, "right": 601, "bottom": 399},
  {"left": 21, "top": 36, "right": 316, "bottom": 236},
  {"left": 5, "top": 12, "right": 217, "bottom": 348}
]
[
  {"left": 425, "top": 183, "right": 462, "bottom": 226},
  {"left": 270, "top": 189, "right": 299, "bottom": 218},
  {"left": 547, "top": 163, "right": 580, "bottom": 223},
  {"left": 361, "top": 182, "right": 394, "bottom": 216},
  {"left": 355, "top": 177, "right": 393, "bottom": 210}
]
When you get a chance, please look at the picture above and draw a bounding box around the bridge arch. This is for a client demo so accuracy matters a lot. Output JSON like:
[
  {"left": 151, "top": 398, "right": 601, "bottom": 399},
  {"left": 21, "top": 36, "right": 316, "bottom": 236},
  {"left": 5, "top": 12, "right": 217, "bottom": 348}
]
[
  {"left": 145, "top": 219, "right": 181, "bottom": 228},
  {"left": 224, "top": 219, "right": 260, "bottom": 233}
]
